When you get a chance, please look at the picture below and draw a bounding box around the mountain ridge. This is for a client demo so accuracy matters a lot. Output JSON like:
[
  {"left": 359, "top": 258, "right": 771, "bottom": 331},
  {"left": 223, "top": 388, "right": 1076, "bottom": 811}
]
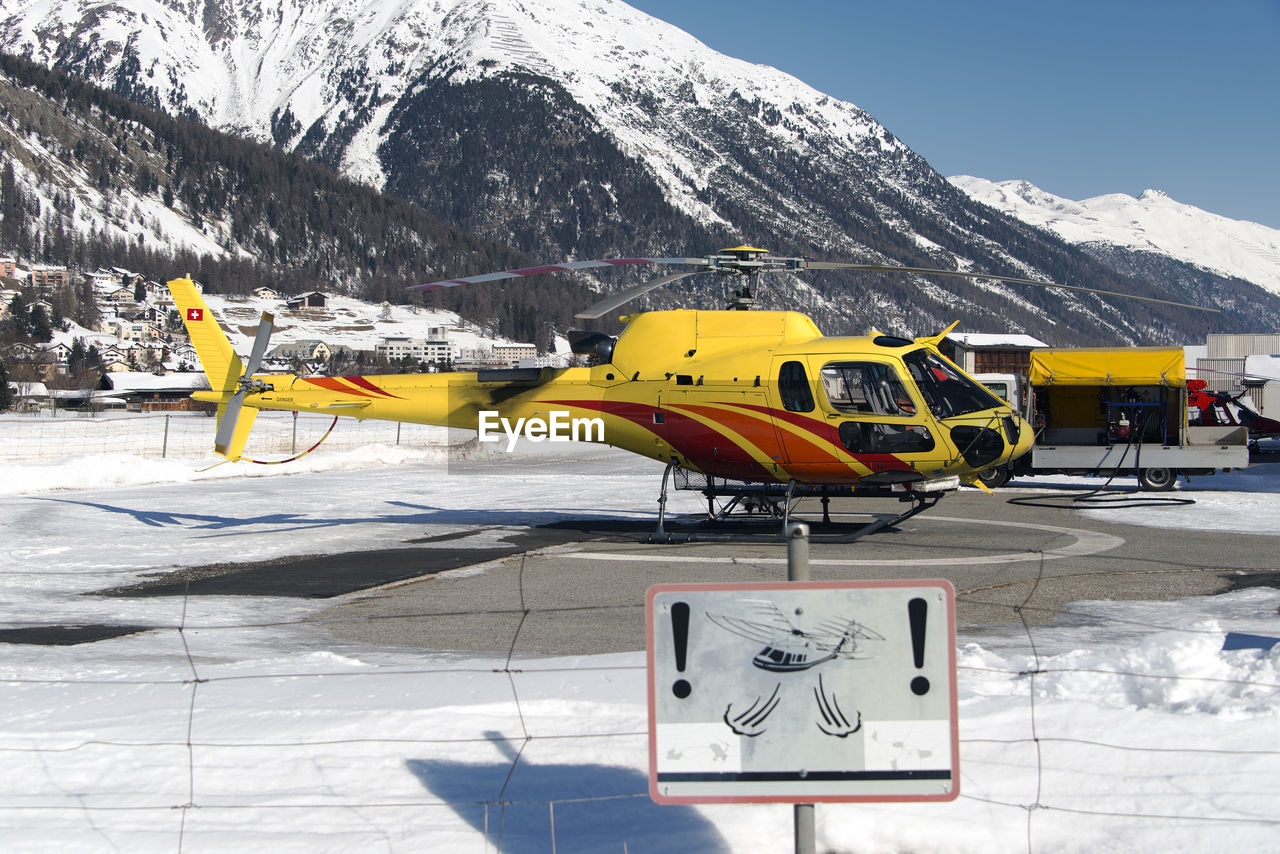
[
  {"left": 3, "top": 0, "right": 1277, "bottom": 343},
  {"left": 949, "top": 175, "right": 1280, "bottom": 296}
]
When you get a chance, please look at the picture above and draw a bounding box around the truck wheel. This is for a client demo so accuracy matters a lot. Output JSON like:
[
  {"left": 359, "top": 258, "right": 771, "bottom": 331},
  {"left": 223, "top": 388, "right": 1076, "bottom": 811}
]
[
  {"left": 977, "top": 465, "right": 1011, "bottom": 489},
  {"left": 1137, "top": 467, "right": 1176, "bottom": 491}
]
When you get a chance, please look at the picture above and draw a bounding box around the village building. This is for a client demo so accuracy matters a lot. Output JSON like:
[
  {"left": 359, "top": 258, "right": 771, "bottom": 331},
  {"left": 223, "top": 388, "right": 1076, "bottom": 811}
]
[
  {"left": 941, "top": 332, "right": 1049, "bottom": 376},
  {"left": 286, "top": 291, "right": 328, "bottom": 310},
  {"left": 98, "top": 371, "right": 212, "bottom": 412},
  {"left": 1, "top": 257, "right": 18, "bottom": 278},
  {"left": 375, "top": 336, "right": 455, "bottom": 364},
  {"left": 85, "top": 269, "right": 119, "bottom": 291},
  {"left": 267, "top": 340, "right": 334, "bottom": 362},
  {"left": 517, "top": 355, "right": 570, "bottom": 369},
  {"left": 30, "top": 265, "right": 68, "bottom": 290},
  {"left": 5, "top": 380, "right": 49, "bottom": 412},
  {"left": 493, "top": 343, "right": 538, "bottom": 367}
]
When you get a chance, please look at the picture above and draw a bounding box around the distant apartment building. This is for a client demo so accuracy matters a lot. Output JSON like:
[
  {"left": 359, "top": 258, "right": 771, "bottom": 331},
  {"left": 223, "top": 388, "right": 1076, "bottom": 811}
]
[
  {"left": 493, "top": 343, "right": 537, "bottom": 367},
  {"left": 376, "top": 336, "right": 455, "bottom": 364},
  {"left": 0, "top": 257, "right": 16, "bottom": 278},
  {"left": 30, "top": 265, "right": 69, "bottom": 289}
]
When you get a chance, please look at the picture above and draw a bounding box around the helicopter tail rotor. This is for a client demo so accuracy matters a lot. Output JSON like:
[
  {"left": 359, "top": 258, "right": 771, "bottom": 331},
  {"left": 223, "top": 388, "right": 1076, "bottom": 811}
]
[{"left": 214, "top": 312, "right": 275, "bottom": 457}]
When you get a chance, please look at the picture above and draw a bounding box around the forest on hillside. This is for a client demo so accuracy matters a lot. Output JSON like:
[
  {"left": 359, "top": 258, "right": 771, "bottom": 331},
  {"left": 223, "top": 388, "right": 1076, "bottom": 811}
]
[{"left": 0, "top": 53, "right": 606, "bottom": 344}]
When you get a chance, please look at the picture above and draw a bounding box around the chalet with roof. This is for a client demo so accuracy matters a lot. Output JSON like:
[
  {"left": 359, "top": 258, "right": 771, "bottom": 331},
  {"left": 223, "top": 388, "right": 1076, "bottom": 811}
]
[
  {"left": 286, "top": 291, "right": 328, "bottom": 310},
  {"left": 101, "top": 285, "right": 138, "bottom": 306},
  {"left": 98, "top": 371, "right": 212, "bottom": 413},
  {"left": 167, "top": 341, "right": 198, "bottom": 368},
  {"left": 127, "top": 304, "right": 164, "bottom": 324},
  {"left": 112, "top": 268, "right": 144, "bottom": 288},
  {"left": 254, "top": 287, "right": 281, "bottom": 300},
  {"left": 26, "top": 298, "right": 56, "bottom": 322},
  {"left": 267, "top": 340, "right": 333, "bottom": 362},
  {"left": 6, "top": 380, "right": 48, "bottom": 412},
  {"left": 86, "top": 269, "right": 119, "bottom": 291}
]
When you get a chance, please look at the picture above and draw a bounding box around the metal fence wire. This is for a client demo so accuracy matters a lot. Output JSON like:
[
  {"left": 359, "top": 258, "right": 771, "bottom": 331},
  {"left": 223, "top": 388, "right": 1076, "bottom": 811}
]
[{"left": 0, "top": 411, "right": 463, "bottom": 461}]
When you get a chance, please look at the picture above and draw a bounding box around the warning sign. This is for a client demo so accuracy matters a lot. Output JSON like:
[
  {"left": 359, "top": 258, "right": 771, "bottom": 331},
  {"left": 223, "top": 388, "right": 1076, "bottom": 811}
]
[{"left": 647, "top": 580, "right": 958, "bottom": 804}]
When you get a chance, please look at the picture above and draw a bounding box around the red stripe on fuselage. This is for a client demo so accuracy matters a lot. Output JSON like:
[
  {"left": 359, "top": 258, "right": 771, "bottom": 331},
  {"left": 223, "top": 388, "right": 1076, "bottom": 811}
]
[
  {"left": 723, "top": 402, "right": 916, "bottom": 472},
  {"left": 302, "top": 377, "right": 380, "bottom": 398},
  {"left": 545, "top": 399, "right": 779, "bottom": 481},
  {"left": 342, "top": 376, "right": 402, "bottom": 398}
]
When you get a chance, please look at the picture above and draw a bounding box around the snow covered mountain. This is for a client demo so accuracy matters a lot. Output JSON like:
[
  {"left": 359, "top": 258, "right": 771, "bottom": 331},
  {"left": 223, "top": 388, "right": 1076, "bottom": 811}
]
[
  {"left": 3, "top": 0, "right": 1276, "bottom": 344},
  {"left": 950, "top": 176, "right": 1280, "bottom": 297}
]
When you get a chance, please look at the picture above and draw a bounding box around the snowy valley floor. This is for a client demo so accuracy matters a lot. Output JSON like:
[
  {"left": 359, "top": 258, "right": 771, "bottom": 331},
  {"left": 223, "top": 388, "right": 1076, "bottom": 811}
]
[{"left": 1, "top": 434, "right": 1279, "bottom": 853}]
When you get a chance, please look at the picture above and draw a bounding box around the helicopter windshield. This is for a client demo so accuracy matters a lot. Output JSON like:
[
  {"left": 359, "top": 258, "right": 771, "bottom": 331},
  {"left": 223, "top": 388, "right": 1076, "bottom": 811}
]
[{"left": 903, "top": 350, "right": 1007, "bottom": 418}]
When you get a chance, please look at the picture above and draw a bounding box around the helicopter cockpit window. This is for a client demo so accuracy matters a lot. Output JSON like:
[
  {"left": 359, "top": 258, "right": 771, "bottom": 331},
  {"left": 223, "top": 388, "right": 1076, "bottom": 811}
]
[
  {"left": 903, "top": 350, "right": 1005, "bottom": 418},
  {"left": 778, "top": 361, "right": 815, "bottom": 412},
  {"left": 819, "top": 362, "right": 916, "bottom": 416}
]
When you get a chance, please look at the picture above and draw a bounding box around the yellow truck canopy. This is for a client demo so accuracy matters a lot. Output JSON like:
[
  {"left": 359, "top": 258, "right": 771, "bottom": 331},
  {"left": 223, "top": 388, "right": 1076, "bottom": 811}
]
[{"left": 1029, "top": 347, "right": 1186, "bottom": 387}]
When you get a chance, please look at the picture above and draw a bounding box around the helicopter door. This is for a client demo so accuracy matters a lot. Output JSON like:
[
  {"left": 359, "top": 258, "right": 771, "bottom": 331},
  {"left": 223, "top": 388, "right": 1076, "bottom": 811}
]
[
  {"left": 659, "top": 389, "right": 781, "bottom": 481},
  {"left": 772, "top": 357, "right": 936, "bottom": 483},
  {"left": 769, "top": 357, "right": 852, "bottom": 481}
]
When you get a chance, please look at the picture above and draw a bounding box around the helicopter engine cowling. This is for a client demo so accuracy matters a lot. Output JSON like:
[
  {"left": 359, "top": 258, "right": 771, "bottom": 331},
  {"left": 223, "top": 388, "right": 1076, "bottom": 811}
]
[{"left": 567, "top": 330, "right": 617, "bottom": 361}]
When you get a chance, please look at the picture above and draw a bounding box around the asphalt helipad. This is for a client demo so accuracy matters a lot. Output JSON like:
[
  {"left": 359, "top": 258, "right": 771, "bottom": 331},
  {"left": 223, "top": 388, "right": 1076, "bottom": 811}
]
[{"left": 310, "top": 487, "right": 1279, "bottom": 655}]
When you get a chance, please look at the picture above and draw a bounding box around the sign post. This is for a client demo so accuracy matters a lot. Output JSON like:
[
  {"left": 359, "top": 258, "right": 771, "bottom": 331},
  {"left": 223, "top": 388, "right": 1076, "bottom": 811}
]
[
  {"left": 787, "top": 524, "right": 815, "bottom": 854},
  {"left": 647, "top": 563, "right": 958, "bottom": 819}
]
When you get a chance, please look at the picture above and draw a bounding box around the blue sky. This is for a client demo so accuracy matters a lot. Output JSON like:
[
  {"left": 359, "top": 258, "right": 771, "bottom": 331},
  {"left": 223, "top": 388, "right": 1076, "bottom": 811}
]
[{"left": 626, "top": 0, "right": 1280, "bottom": 228}]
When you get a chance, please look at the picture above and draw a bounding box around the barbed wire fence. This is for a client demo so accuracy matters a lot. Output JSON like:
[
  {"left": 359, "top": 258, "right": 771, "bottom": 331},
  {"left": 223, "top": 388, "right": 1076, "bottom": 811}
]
[
  {"left": 1, "top": 430, "right": 1278, "bottom": 849},
  {"left": 2, "top": 552, "right": 1278, "bottom": 850}
]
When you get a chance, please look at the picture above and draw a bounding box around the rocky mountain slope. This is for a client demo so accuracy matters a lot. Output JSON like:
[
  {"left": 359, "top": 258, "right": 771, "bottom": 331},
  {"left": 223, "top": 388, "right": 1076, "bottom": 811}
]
[{"left": 3, "top": 0, "right": 1277, "bottom": 343}]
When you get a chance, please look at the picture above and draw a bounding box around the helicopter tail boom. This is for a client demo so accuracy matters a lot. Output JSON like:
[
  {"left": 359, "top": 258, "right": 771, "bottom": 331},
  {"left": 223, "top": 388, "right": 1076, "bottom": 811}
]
[{"left": 168, "top": 277, "right": 245, "bottom": 395}]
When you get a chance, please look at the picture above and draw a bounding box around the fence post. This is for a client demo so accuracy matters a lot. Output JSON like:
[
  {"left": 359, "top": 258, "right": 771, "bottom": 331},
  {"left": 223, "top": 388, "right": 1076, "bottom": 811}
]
[
  {"left": 397, "top": 422, "right": 402, "bottom": 445},
  {"left": 292, "top": 411, "right": 298, "bottom": 455},
  {"left": 162, "top": 414, "right": 170, "bottom": 459}
]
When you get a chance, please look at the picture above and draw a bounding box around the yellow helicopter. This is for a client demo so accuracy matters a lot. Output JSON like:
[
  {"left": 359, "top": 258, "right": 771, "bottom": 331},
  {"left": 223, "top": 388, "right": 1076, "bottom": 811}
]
[{"left": 169, "top": 246, "right": 1209, "bottom": 539}]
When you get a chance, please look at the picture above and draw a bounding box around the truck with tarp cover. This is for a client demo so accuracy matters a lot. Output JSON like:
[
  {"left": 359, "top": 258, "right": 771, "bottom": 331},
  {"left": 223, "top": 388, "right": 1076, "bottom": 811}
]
[{"left": 978, "top": 347, "right": 1249, "bottom": 490}]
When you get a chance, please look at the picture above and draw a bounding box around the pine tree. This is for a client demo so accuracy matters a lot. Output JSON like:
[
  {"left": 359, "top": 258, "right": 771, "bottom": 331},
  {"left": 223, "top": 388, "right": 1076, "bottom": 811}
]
[
  {"left": 29, "top": 305, "right": 53, "bottom": 342},
  {"left": 0, "top": 161, "right": 19, "bottom": 251},
  {"left": 0, "top": 358, "right": 12, "bottom": 412}
]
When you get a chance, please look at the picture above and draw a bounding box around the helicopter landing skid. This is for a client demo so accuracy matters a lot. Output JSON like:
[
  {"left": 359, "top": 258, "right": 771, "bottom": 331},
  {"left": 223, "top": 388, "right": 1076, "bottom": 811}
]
[{"left": 649, "top": 464, "right": 943, "bottom": 544}]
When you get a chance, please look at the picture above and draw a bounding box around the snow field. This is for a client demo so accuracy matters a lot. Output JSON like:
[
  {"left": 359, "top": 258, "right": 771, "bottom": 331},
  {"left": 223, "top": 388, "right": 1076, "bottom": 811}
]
[{"left": 0, "top": 430, "right": 1278, "bottom": 851}]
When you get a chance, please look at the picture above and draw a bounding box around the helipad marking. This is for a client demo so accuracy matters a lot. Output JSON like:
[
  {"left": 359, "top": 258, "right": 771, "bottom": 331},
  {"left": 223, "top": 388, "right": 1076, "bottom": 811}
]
[{"left": 565, "top": 516, "right": 1124, "bottom": 567}]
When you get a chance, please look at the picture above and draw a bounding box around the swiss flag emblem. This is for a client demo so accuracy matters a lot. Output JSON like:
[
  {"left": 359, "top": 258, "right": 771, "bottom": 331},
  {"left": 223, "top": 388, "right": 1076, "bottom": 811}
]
[{"left": 186, "top": 308, "right": 204, "bottom": 321}]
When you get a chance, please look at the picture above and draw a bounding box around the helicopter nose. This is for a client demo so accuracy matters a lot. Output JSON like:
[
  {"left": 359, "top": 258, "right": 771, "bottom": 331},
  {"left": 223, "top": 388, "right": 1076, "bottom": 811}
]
[{"left": 1006, "top": 414, "right": 1034, "bottom": 462}]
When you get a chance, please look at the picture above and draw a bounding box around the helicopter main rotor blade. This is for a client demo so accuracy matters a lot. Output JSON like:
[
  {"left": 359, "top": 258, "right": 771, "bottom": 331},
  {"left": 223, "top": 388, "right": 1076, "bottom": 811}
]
[
  {"left": 215, "top": 390, "right": 246, "bottom": 455},
  {"left": 412, "top": 257, "right": 712, "bottom": 291},
  {"left": 243, "top": 312, "right": 275, "bottom": 376},
  {"left": 574, "top": 271, "right": 702, "bottom": 319},
  {"left": 806, "top": 262, "right": 1219, "bottom": 313}
]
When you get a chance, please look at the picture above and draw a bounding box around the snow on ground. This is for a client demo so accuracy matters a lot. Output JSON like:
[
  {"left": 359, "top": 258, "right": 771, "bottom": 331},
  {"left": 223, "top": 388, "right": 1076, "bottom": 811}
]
[{"left": 2, "top": 421, "right": 1279, "bottom": 851}]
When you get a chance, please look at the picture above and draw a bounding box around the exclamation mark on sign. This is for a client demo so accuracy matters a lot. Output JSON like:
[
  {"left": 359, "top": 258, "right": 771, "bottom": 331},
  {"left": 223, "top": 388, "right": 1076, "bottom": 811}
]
[
  {"left": 908, "top": 597, "right": 930, "bottom": 696},
  {"left": 671, "top": 601, "right": 692, "bottom": 699}
]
